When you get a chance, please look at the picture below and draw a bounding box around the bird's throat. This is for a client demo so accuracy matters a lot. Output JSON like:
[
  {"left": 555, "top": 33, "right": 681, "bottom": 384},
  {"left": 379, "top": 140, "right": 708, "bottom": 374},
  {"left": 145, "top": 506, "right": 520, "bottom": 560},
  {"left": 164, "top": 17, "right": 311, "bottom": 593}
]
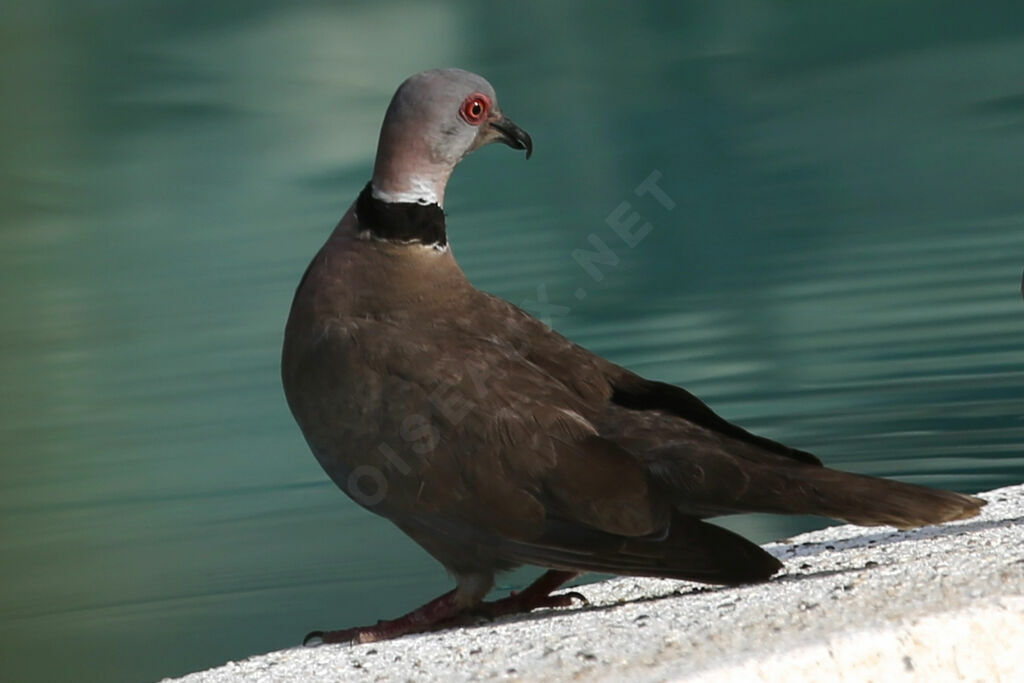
[{"left": 355, "top": 182, "right": 447, "bottom": 249}]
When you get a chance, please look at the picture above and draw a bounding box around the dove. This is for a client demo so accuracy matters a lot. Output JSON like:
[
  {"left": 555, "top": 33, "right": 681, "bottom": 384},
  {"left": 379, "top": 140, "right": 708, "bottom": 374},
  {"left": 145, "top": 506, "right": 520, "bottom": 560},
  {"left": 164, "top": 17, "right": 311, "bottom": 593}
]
[{"left": 281, "top": 68, "right": 985, "bottom": 644}]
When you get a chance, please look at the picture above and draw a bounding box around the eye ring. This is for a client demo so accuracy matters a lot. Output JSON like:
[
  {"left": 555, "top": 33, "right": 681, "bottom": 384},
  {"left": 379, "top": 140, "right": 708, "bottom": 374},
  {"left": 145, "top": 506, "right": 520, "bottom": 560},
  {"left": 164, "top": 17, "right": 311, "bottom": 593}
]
[{"left": 459, "top": 93, "right": 491, "bottom": 125}]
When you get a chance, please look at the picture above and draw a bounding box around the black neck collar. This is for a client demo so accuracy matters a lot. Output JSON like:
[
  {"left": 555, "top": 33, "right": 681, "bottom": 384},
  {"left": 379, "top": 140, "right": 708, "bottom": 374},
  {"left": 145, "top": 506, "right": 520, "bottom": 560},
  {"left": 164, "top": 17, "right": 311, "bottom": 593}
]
[{"left": 354, "top": 182, "right": 447, "bottom": 248}]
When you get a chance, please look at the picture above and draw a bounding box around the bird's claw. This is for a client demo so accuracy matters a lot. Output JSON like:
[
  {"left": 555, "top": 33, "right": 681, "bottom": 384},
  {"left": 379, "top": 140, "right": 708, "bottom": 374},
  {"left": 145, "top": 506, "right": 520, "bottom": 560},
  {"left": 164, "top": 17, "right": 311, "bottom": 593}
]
[
  {"left": 560, "top": 590, "right": 590, "bottom": 607},
  {"left": 536, "top": 589, "right": 588, "bottom": 609}
]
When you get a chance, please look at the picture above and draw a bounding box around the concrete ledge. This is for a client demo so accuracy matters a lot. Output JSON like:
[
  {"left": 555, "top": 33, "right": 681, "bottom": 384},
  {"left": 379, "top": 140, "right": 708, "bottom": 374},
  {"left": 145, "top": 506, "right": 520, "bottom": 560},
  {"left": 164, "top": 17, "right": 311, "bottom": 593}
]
[
  {"left": 695, "top": 598, "right": 1024, "bottom": 682},
  {"left": 168, "top": 485, "right": 1024, "bottom": 682}
]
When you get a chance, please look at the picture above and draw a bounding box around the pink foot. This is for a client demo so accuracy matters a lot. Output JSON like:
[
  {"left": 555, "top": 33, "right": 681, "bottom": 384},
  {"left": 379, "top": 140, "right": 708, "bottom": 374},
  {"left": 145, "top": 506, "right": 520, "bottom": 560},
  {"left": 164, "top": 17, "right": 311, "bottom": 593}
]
[
  {"left": 477, "top": 570, "right": 587, "bottom": 619},
  {"left": 304, "top": 570, "right": 586, "bottom": 645},
  {"left": 305, "top": 590, "right": 461, "bottom": 645}
]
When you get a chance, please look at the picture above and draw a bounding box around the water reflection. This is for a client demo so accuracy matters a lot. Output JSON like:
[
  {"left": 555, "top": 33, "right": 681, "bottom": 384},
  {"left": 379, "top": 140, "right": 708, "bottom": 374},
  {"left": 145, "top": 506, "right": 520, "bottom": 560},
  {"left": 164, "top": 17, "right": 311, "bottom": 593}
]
[{"left": 1, "top": 2, "right": 1023, "bottom": 682}]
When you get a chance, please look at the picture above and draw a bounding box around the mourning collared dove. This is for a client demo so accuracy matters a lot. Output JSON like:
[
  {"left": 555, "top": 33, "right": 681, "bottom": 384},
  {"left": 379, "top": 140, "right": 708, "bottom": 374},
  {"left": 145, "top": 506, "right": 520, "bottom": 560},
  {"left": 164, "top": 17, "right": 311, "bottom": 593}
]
[{"left": 281, "top": 68, "right": 985, "bottom": 644}]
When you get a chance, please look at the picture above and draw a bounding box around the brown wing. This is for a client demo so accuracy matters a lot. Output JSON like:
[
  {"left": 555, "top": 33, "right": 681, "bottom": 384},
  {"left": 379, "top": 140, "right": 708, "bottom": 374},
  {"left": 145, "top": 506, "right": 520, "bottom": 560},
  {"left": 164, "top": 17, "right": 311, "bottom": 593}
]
[
  {"left": 440, "top": 294, "right": 829, "bottom": 524},
  {"left": 469, "top": 291, "right": 821, "bottom": 467}
]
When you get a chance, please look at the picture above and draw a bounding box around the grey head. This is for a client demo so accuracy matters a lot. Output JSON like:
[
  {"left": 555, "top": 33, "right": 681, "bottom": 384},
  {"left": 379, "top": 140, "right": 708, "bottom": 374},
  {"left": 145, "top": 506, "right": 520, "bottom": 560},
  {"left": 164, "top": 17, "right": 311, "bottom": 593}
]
[{"left": 371, "top": 68, "right": 532, "bottom": 208}]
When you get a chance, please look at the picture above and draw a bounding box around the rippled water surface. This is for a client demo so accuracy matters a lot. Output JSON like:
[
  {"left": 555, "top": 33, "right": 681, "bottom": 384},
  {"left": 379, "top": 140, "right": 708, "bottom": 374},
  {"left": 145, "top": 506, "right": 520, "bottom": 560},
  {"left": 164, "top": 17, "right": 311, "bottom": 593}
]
[{"left": 2, "top": 3, "right": 1023, "bottom": 682}]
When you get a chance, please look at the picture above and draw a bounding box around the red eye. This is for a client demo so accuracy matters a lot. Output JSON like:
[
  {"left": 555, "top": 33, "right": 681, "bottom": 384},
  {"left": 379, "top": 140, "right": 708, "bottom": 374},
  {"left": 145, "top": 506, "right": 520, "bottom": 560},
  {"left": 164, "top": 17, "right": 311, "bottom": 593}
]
[{"left": 459, "top": 93, "right": 490, "bottom": 125}]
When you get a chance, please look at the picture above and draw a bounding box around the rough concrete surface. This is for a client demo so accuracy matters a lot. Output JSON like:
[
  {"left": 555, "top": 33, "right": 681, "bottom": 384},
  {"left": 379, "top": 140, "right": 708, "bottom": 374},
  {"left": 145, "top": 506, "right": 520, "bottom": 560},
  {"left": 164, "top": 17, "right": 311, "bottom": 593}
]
[{"left": 166, "top": 484, "right": 1024, "bottom": 682}]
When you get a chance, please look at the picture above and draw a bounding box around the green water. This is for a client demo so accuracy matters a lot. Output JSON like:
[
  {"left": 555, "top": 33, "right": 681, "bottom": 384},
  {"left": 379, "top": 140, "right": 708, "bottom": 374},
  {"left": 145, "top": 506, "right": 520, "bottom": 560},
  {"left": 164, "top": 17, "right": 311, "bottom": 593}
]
[{"left": 2, "top": 2, "right": 1023, "bottom": 681}]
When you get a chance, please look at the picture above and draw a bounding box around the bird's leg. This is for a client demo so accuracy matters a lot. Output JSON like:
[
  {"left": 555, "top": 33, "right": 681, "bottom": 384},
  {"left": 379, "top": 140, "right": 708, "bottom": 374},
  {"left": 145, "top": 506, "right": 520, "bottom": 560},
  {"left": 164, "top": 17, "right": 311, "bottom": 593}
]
[
  {"left": 476, "top": 569, "right": 587, "bottom": 618},
  {"left": 304, "top": 571, "right": 587, "bottom": 646},
  {"left": 305, "top": 589, "right": 463, "bottom": 645}
]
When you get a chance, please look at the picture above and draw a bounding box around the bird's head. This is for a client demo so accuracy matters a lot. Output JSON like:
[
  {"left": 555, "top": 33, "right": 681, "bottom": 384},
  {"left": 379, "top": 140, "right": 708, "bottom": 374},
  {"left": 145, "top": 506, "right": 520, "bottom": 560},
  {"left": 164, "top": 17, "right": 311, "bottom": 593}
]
[{"left": 371, "top": 68, "right": 532, "bottom": 208}]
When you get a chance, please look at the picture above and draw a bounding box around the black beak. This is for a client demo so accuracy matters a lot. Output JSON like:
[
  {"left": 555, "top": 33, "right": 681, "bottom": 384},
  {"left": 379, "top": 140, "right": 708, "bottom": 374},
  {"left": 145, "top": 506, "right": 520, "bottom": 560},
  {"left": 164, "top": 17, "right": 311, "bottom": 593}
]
[{"left": 491, "top": 115, "right": 533, "bottom": 160}]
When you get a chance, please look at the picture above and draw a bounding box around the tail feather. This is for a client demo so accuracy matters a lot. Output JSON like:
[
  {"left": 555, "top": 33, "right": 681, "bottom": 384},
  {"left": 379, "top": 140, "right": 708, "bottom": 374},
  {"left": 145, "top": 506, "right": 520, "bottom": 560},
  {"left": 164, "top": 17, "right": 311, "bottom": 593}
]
[
  {"left": 797, "top": 469, "right": 985, "bottom": 529},
  {"left": 719, "top": 465, "right": 986, "bottom": 530}
]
